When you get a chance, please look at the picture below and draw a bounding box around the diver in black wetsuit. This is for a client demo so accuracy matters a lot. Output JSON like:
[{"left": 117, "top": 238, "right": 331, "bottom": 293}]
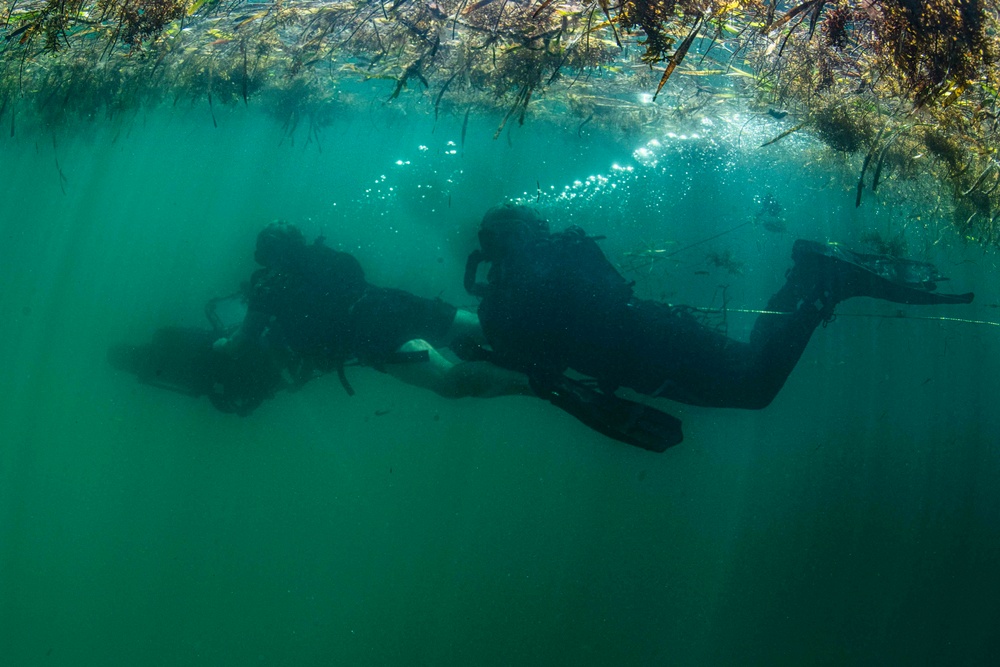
[
  {"left": 213, "top": 221, "right": 532, "bottom": 401},
  {"left": 110, "top": 221, "right": 531, "bottom": 415},
  {"left": 464, "top": 204, "right": 974, "bottom": 443}
]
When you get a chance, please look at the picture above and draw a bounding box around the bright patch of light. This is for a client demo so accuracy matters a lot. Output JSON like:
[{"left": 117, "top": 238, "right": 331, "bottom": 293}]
[{"left": 633, "top": 146, "right": 658, "bottom": 167}]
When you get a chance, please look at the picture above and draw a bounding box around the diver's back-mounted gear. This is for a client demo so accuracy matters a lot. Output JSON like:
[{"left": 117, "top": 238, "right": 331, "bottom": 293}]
[{"left": 466, "top": 216, "right": 683, "bottom": 451}]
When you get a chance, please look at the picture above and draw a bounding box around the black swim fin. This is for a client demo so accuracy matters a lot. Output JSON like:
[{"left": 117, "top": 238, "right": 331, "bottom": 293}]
[
  {"left": 537, "top": 375, "right": 683, "bottom": 452},
  {"left": 792, "top": 239, "right": 974, "bottom": 307}
]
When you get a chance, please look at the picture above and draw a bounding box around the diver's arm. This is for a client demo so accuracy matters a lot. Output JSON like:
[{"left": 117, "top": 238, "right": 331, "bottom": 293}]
[
  {"left": 384, "top": 339, "right": 532, "bottom": 399},
  {"left": 442, "top": 309, "right": 488, "bottom": 346}
]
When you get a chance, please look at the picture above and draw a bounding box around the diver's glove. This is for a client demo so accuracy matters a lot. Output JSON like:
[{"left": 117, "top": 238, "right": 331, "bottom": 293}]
[{"left": 213, "top": 332, "right": 247, "bottom": 359}]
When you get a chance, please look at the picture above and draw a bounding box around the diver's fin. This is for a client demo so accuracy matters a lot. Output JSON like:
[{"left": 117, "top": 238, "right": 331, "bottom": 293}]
[
  {"left": 538, "top": 375, "right": 683, "bottom": 452},
  {"left": 792, "top": 239, "right": 974, "bottom": 307}
]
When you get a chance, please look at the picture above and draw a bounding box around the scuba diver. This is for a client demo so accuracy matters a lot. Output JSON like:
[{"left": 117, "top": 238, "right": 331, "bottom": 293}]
[
  {"left": 109, "top": 221, "right": 532, "bottom": 416},
  {"left": 464, "top": 204, "right": 975, "bottom": 451}
]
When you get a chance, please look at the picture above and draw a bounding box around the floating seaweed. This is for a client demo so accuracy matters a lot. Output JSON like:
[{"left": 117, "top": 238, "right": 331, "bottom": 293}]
[{"left": 2, "top": 1, "right": 1000, "bottom": 246}]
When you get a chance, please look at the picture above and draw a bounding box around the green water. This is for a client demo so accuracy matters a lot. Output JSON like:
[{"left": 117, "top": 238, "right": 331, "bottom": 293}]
[{"left": 2, "top": 99, "right": 999, "bottom": 666}]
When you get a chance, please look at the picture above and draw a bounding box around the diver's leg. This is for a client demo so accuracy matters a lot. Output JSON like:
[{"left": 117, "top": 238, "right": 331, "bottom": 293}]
[
  {"left": 621, "top": 301, "right": 806, "bottom": 409},
  {"left": 619, "top": 249, "right": 862, "bottom": 408},
  {"left": 637, "top": 239, "right": 974, "bottom": 409},
  {"left": 737, "top": 279, "right": 829, "bottom": 407}
]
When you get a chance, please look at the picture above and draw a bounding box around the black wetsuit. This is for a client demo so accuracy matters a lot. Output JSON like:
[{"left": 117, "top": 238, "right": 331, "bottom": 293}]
[
  {"left": 248, "top": 243, "right": 457, "bottom": 375},
  {"left": 349, "top": 286, "right": 457, "bottom": 369},
  {"left": 109, "top": 243, "right": 456, "bottom": 416},
  {"left": 476, "top": 226, "right": 824, "bottom": 409}
]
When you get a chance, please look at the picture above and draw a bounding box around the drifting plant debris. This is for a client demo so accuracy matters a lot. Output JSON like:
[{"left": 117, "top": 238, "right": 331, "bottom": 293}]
[
  {"left": 705, "top": 248, "right": 745, "bottom": 275},
  {"left": 2, "top": 1, "right": 1000, "bottom": 245}
]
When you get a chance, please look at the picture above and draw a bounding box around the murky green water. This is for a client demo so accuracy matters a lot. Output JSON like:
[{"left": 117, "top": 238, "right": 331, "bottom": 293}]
[{"left": 2, "top": 95, "right": 999, "bottom": 665}]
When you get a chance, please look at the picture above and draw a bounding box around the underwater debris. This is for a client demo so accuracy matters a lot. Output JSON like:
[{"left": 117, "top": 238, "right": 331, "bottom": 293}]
[
  {"left": 652, "top": 12, "right": 703, "bottom": 101},
  {"left": 756, "top": 192, "right": 782, "bottom": 218},
  {"left": 705, "top": 249, "right": 744, "bottom": 276},
  {"left": 922, "top": 128, "right": 966, "bottom": 172},
  {"left": 2, "top": 1, "right": 1000, "bottom": 247},
  {"left": 759, "top": 121, "right": 807, "bottom": 148},
  {"left": 754, "top": 192, "right": 787, "bottom": 233},
  {"left": 814, "top": 101, "right": 875, "bottom": 154},
  {"left": 860, "top": 230, "right": 908, "bottom": 257},
  {"left": 620, "top": 239, "right": 678, "bottom": 275}
]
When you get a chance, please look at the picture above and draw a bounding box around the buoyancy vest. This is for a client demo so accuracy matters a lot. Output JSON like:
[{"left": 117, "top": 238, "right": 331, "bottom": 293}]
[
  {"left": 249, "top": 242, "right": 367, "bottom": 373},
  {"left": 478, "top": 226, "right": 634, "bottom": 386}
]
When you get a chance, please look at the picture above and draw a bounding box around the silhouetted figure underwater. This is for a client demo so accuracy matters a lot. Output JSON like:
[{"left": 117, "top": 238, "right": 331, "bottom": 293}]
[
  {"left": 463, "top": 204, "right": 975, "bottom": 450},
  {"left": 109, "top": 221, "right": 531, "bottom": 417}
]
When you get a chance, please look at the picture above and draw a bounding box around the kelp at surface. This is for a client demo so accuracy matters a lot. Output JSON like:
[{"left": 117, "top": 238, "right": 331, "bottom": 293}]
[{"left": 3, "top": 1, "right": 1000, "bottom": 247}]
